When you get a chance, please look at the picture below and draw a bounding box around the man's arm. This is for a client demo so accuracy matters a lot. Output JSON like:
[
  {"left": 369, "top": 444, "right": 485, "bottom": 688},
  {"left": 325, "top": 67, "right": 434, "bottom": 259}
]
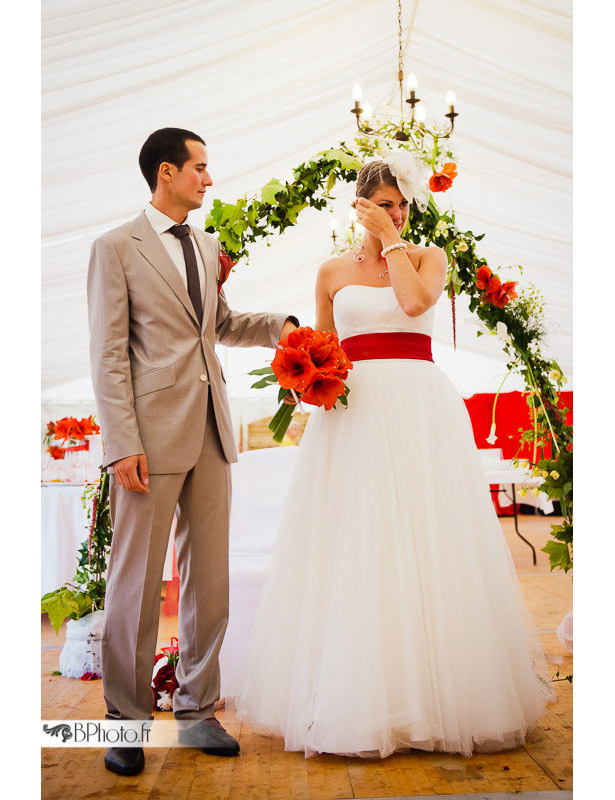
[
  {"left": 215, "top": 285, "right": 298, "bottom": 348},
  {"left": 87, "top": 236, "right": 145, "bottom": 471}
]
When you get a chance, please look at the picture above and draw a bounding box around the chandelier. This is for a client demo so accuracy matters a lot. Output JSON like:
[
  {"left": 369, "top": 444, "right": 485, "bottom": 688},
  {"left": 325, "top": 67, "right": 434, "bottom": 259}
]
[{"left": 350, "top": 0, "right": 459, "bottom": 147}]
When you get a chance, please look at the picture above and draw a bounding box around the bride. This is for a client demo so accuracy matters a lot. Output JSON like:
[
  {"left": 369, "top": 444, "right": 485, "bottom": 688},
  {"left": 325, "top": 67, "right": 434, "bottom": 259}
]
[{"left": 234, "top": 155, "right": 556, "bottom": 759}]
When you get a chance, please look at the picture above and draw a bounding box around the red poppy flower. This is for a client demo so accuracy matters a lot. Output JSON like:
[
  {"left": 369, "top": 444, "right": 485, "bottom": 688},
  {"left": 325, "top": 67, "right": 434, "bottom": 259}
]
[
  {"left": 80, "top": 417, "right": 100, "bottom": 437},
  {"left": 429, "top": 162, "right": 457, "bottom": 193},
  {"left": 502, "top": 280, "right": 518, "bottom": 303},
  {"left": 47, "top": 446, "right": 66, "bottom": 460},
  {"left": 53, "top": 416, "right": 85, "bottom": 442},
  {"left": 301, "top": 374, "right": 346, "bottom": 410},
  {"left": 218, "top": 250, "right": 237, "bottom": 294},
  {"left": 271, "top": 347, "right": 320, "bottom": 391},
  {"left": 484, "top": 277, "right": 518, "bottom": 308},
  {"left": 280, "top": 327, "right": 314, "bottom": 350},
  {"left": 475, "top": 265, "right": 492, "bottom": 290}
]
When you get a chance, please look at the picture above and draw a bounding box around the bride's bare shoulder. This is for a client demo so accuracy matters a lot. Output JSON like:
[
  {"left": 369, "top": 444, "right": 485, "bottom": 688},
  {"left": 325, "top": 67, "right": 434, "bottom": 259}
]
[
  {"left": 317, "top": 253, "right": 353, "bottom": 284},
  {"left": 410, "top": 243, "right": 447, "bottom": 269}
]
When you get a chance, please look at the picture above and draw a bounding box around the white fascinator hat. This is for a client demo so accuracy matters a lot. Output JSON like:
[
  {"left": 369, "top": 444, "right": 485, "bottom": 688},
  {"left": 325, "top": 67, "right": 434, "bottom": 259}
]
[{"left": 379, "top": 147, "right": 431, "bottom": 212}]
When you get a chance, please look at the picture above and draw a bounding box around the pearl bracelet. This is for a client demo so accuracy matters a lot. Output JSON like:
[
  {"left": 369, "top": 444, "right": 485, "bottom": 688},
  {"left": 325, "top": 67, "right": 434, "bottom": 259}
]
[{"left": 380, "top": 242, "right": 407, "bottom": 258}]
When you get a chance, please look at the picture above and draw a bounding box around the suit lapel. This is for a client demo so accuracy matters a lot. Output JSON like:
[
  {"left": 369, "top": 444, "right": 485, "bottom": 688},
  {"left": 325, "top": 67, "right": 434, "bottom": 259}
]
[
  {"left": 131, "top": 212, "right": 200, "bottom": 329},
  {"left": 193, "top": 229, "right": 216, "bottom": 332}
]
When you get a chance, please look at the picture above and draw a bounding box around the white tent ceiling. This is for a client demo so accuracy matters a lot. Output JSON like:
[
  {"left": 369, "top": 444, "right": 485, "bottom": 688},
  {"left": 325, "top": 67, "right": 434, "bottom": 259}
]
[{"left": 42, "top": 0, "right": 572, "bottom": 395}]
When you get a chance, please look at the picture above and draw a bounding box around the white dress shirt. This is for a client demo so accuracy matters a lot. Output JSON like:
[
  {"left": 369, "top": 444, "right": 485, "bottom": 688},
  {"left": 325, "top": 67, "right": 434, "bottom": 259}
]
[{"left": 144, "top": 203, "right": 207, "bottom": 302}]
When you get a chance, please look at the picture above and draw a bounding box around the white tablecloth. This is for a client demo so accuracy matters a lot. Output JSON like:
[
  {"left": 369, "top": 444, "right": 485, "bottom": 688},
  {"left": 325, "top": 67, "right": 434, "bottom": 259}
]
[{"left": 41, "top": 484, "right": 174, "bottom": 596}]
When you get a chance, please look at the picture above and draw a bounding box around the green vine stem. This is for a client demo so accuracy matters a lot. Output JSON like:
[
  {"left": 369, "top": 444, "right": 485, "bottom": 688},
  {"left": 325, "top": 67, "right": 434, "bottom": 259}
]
[{"left": 41, "top": 468, "right": 114, "bottom": 633}]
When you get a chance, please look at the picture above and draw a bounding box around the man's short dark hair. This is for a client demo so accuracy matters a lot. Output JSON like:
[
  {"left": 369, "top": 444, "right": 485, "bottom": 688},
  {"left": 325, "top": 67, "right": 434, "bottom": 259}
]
[{"left": 139, "top": 128, "right": 206, "bottom": 192}]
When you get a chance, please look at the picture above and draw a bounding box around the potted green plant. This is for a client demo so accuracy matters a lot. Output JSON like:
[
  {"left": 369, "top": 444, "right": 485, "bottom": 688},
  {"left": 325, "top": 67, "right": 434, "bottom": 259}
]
[{"left": 41, "top": 471, "right": 113, "bottom": 677}]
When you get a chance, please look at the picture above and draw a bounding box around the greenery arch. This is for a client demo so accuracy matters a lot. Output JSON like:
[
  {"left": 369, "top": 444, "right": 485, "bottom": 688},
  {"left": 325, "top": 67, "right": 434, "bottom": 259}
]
[{"left": 205, "top": 131, "right": 572, "bottom": 574}]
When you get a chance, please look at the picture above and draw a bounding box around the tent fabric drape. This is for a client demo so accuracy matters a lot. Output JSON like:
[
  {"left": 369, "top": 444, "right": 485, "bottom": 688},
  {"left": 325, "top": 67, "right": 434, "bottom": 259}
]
[{"left": 42, "top": 0, "right": 572, "bottom": 392}]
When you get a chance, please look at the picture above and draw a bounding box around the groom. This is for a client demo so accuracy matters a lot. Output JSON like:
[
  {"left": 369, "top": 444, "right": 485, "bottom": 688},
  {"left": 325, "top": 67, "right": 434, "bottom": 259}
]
[{"left": 87, "top": 127, "right": 298, "bottom": 776}]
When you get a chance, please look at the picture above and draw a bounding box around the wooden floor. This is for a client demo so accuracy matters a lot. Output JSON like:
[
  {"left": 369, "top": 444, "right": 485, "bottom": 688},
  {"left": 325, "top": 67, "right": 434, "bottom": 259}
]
[{"left": 41, "top": 515, "right": 572, "bottom": 799}]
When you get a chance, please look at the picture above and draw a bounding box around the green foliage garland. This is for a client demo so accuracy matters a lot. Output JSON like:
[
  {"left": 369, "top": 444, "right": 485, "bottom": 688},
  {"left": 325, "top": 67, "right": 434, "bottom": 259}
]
[{"left": 205, "top": 127, "right": 572, "bottom": 574}]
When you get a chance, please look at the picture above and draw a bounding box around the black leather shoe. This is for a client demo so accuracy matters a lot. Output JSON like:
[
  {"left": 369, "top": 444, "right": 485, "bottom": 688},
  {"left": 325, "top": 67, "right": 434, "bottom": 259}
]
[
  {"left": 104, "top": 747, "right": 145, "bottom": 775},
  {"left": 178, "top": 717, "right": 240, "bottom": 756}
]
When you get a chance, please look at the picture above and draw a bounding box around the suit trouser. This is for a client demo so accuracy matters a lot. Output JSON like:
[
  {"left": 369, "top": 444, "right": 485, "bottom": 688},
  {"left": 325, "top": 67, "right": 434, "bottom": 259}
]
[{"left": 102, "top": 399, "right": 231, "bottom": 721}]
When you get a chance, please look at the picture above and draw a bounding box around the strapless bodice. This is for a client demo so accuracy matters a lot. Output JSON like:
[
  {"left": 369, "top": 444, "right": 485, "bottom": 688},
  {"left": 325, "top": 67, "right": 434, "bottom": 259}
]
[{"left": 333, "top": 284, "right": 435, "bottom": 341}]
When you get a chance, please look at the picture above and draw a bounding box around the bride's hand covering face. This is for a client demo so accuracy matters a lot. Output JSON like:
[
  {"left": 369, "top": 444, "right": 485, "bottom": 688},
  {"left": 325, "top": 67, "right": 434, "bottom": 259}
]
[{"left": 355, "top": 188, "right": 409, "bottom": 243}]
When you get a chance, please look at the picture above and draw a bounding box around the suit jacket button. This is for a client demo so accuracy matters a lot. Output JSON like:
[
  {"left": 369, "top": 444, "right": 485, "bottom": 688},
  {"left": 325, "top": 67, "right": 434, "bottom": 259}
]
[{"left": 199, "top": 374, "right": 207, "bottom": 382}]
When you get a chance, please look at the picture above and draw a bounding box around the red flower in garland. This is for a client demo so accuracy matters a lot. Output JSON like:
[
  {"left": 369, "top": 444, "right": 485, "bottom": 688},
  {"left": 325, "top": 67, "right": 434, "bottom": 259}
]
[
  {"left": 487, "top": 279, "right": 518, "bottom": 308},
  {"left": 429, "top": 162, "right": 457, "bottom": 193},
  {"left": 475, "top": 265, "right": 518, "bottom": 309},
  {"left": 218, "top": 250, "right": 237, "bottom": 294},
  {"left": 475, "top": 265, "right": 492, "bottom": 290}
]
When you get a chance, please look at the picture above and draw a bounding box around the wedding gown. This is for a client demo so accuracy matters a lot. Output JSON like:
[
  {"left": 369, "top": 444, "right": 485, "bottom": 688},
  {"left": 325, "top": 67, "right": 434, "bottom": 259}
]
[{"left": 235, "top": 284, "right": 556, "bottom": 758}]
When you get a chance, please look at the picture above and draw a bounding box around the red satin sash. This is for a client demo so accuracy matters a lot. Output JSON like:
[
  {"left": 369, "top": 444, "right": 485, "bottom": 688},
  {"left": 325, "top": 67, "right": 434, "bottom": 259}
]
[{"left": 341, "top": 332, "right": 433, "bottom": 362}]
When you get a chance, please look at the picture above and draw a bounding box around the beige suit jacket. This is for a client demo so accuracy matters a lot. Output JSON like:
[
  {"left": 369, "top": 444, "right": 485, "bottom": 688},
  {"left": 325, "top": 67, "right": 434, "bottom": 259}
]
[{"left": 87, "top": 211, "right": 290, "bottom": 472}]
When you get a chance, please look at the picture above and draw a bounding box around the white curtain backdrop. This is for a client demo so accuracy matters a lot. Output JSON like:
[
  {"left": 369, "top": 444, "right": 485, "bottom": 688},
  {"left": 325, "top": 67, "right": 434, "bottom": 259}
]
[{"left": 42, "top": 0, "right": 572, "bottom": 399}]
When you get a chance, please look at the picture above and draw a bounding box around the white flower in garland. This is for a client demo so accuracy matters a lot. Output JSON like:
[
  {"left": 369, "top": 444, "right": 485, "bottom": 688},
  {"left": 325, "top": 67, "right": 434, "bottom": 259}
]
[
  {"left": 456, "top": 240, "right": 469, "bottom": 253},
  {"left": 495, "top": 321, "right": 513, "bottom": 347},
  {"left": 486, "top": 423, "right": 498, "bottom": 444},
  {"left": 156, "top": 690, "right": 173, "bottom": 711},
  {"left": 434, "top": 220, "right": 448, "bottom": 238}
]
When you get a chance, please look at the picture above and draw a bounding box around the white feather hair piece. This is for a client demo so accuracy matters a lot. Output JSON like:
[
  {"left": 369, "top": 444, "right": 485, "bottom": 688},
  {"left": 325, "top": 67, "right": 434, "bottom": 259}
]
[{"left": 379, "top": 147, "right": 431, "bottom": 212}]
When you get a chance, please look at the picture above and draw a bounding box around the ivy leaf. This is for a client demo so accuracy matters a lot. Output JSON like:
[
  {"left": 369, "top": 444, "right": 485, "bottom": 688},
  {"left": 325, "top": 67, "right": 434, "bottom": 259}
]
[
  {"left": 285, "top": 202, "right": 308, "bottom": 225},
  {"left": 261, "top": 179, "right": 287, "bottom": 204},
  {"left": 318, "top": 149, "right": 363, "bottom": 170},
  {"left": 231, "top": 219, "right": 248, "bottom": 236},
  {"left": 41, "top": 589, "right": 78, "bottom": 634},
  {"left": 541, "top": 541, "right": 572, "bottom": 573},
  {"left": 325, "top": 171, "right": 337, "bottom": 196}
]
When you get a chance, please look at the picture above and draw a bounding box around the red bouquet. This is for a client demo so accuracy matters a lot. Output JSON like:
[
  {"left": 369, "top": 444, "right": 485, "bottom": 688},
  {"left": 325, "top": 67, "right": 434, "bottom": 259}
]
[
  {"left": 43, "top": 415, "right": 101, "bottom": 460},
  {"left": 151, "top": 637, "right": 179, "bottom": 712},
  {"left": 249, "top": 327, "right": 353, "bottom": 442}
]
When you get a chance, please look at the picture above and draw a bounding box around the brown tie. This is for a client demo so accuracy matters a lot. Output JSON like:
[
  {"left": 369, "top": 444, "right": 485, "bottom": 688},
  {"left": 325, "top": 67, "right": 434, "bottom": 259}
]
[{"left": 168, "top": 224, "right": 203, "bottom": 326}]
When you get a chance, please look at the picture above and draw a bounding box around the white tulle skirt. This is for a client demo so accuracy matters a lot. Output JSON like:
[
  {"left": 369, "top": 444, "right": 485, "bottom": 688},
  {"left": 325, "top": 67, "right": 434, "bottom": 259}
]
[{"left": 234, "top": 358, "right": 555, "bottom": 758}]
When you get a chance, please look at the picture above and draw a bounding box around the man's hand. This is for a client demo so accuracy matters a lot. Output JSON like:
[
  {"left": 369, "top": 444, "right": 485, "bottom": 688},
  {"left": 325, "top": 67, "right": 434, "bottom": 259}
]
[
  {"left": 280, "top": 318, "right": 299, "bottom": 339},
  {"left": 283, "top": 391, "right": 301, "bottom": 406},
  {"left": 112, "top": 454, "right": 149, "bottom": 493}
]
